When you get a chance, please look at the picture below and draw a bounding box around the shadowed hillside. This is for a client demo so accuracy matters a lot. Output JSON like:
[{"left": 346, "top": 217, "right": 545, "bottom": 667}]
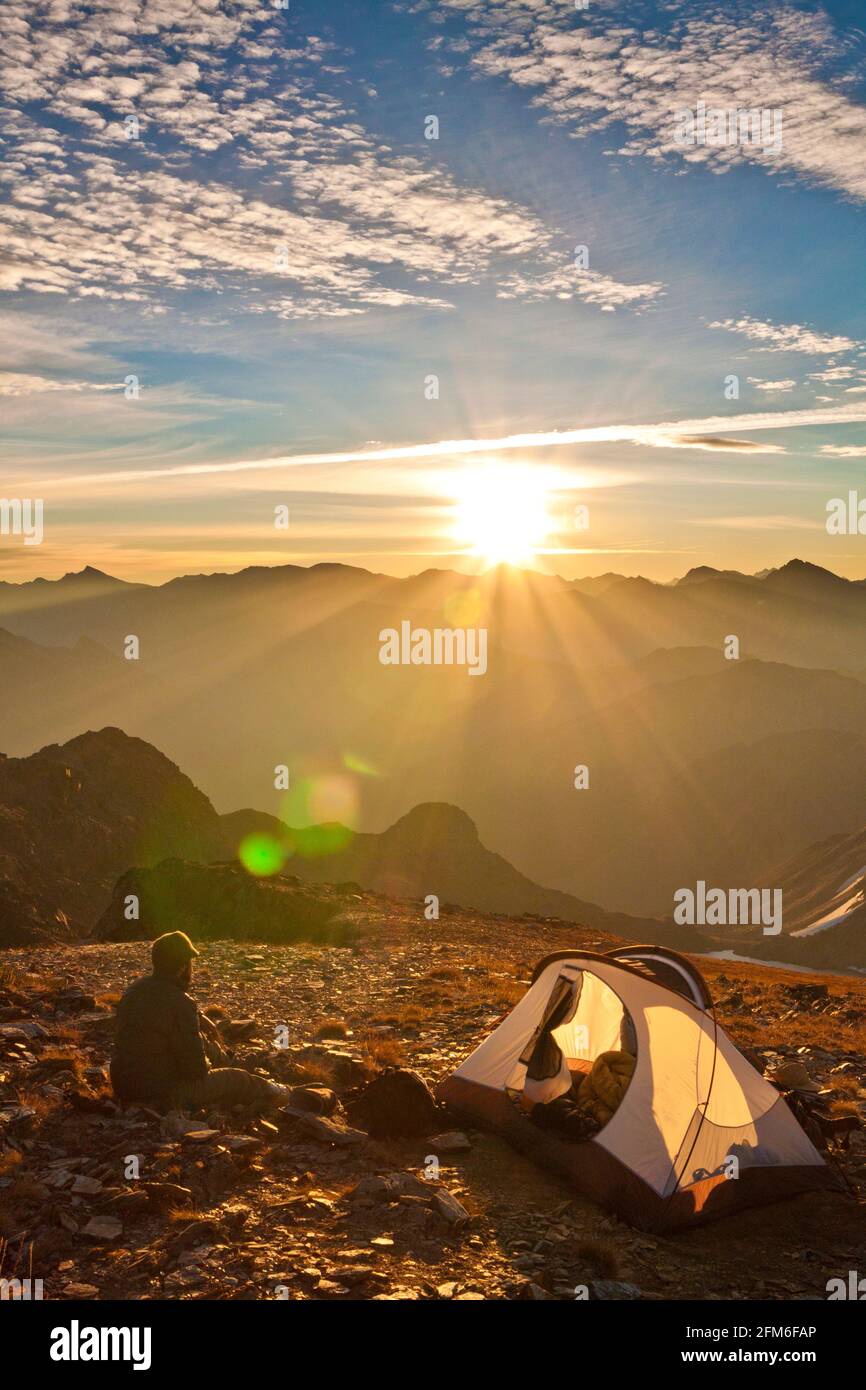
[
  {"left": 0, "top": 729, "right": 224, "bottom": 943},
  {"left": 220, "top": 800, "right": 681, "bottom": 946},
  {"left": 0, "top": 728, "right": 666, "bottom": 950},
  {"left": 730, "top": 825, "right": 866, "bottom": 970}
]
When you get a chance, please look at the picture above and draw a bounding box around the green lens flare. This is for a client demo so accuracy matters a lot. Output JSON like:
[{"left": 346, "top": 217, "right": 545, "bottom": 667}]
[
  {"left": 238, "top": 832, "right": 286, "bottom": 877},
  {"left": 343, "top": 752, "right": 380, "bottom": 777}
]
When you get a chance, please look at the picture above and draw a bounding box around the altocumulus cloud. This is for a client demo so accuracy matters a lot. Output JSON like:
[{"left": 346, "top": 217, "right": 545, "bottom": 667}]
[
  {"left": 709, "top": 316, "right": 860, "bottom": 355},
  {"left": 431, "top": 0, "right": 866, "bottom": 202},
  {"left": 0, "top": 0, "right": 658, "bottom": 321}
]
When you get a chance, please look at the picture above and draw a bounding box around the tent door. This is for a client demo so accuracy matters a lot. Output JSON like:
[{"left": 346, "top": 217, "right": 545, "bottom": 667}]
[{"left": 519, "top": 968, "right": 583, "bottom": 1105}]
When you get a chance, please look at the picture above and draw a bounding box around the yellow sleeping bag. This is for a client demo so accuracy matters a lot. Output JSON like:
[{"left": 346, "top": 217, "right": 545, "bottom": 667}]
[{"left": 576, "top": 1050, "right": 635, "bottom": 1127}]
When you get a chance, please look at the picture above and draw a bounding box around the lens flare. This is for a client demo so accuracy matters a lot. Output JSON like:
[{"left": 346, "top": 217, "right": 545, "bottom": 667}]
[
  {"left": 343, "top": 751, "right": 381, "bottom": 777},
  {"left": 238, "top": 832, "right": 287, "bottom": 877},
  {"left": 278, "top": 773, "right": 359, "bottom": 857}
]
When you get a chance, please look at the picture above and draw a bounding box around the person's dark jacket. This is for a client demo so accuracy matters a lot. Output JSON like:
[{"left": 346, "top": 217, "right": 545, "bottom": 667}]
[{"left": 111, "top": 973, "right": 207, "bottom": 1105}]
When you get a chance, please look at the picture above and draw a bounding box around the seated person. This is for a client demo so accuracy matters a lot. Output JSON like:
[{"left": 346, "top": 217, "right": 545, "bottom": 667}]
[{"left": 111, "top": 931, "right": 292, "bottom": 1112}]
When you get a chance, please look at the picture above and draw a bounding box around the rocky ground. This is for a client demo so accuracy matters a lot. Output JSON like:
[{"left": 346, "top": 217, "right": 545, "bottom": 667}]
[{"left": 2, "top": 894, "right": 866, "bottom": 1301}]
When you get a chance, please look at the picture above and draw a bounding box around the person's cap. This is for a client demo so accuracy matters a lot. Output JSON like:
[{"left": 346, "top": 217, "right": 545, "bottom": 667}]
[{"left": 151, "top": 930, "right": 200, "bottom": 975}]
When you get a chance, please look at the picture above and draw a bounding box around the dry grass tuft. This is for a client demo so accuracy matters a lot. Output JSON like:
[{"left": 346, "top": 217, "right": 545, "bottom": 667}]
[
  {"left": 829, "top": 1096, "right": 862, "bottom": 1119},
  {"left": 165, "top": 1207, "right": 211, "bottom": 1226},
  {"left": 49, "top": 1022, "right": 82, "bottom": 1045},
  {"left": 293, "top": 1055, "right": 338, "bottom": 1086},
  {"left": 370, "top": 1004, "right": 425, "bottom": 1028},
  {"left": 362, "top": 1035, "right": 406, "bottom": 1069},
  {"left": 0, "top": 962, "right": 24, "bottom": 991},
  {"left": 314, "top": 1017, "right": 349, "bottom": 1040},
  {"left": 0, "top": 1150, "right": 23, "bottom": 1179}
]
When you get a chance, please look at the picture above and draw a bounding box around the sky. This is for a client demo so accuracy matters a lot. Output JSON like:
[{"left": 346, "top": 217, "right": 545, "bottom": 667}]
[{"left": 1, "top": 0, "right": 865, "bottom": 583}]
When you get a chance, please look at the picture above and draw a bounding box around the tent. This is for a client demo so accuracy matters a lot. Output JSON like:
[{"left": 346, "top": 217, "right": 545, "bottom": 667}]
[{"left": 437, "top": 944, "right": 838, "bottom": 1231}]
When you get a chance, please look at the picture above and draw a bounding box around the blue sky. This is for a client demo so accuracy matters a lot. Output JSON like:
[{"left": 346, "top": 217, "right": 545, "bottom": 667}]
[{"left": 1, "top": 0, "right": 865, "bottom": 581}]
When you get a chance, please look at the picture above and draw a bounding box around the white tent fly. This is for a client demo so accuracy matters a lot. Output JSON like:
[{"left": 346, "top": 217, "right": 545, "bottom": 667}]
[{"left": 438, "top": 946, "right": 835, "bottom": 1230}]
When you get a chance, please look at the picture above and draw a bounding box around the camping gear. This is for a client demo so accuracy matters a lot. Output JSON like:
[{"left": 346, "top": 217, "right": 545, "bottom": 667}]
[
  {"left": 437, "top": 944, "right": 839, "bottom": 1231},
  {"left": 773, "top": 1082, "right": 861, "bottom": 1154},
  {"left": 575, "top": 1050, "right": 636, "bottom": 1128},
  {"left": 347, "top": 1067, "right": 439, "bottom": 1137},
  {"left": 768, "top": 1061, "right": 821, "bottom": 1094},
  {"left": 532, "top": 1091, "right": 599, "bottom": 1142}
]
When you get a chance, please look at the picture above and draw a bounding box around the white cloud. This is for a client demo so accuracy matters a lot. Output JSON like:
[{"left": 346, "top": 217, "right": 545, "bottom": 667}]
[
  {"left": 0, "top": 371, "right": 120, "bottom": 396},
  {"left": 710, "top": 317, "right": 859, "bottom": 354},
  {"left": 496, "top": 262, "right": 664, "bottom": 311},
  {"left": 52, "top": 400, "right": 866, "bottom": 488},
  {"left": 0, "top": 312, "right": 108, "bottom": 372},
  {"left": 435, "top": 1, "right": 866, "bottom": 201},
  {"left": 0, "top": 0, "right": 674, "bottom": 322},
  {"left": 810, "top": 366, "right": 857, "bottom": 382},
  {"left": 747, "top": 377, "right": 796, "bottom": 392},
  {"left": 0, "top": 155, "right": 550, "bottom": 315},
  {"left": 819, "top": 445, "right": 866, "bottom": 458}
]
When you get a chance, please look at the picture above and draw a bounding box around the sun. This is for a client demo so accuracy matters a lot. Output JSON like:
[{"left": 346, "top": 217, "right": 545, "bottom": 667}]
[{"left": 451, "top": 463, "right": 551, "bottom": 565}]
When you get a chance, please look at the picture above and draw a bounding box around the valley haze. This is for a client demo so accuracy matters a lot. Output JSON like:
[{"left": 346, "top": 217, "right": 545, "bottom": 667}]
[{"left": 2, "top": 555, "right": 866, "bottom": 971}]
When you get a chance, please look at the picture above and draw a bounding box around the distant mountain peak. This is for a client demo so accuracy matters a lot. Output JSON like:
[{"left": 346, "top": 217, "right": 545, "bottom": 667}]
[
  {"left": 387, "top": 801, "right": 481, "bottom": 846},
  {"left": 677, "top": 565, "right": 754, "bottom": 587},
  {"left": 61, "top": 566, "right": 113, "bottom": 581},
  {"left": 57, "top": 725, "right": 144, "bottom": 752},
  {"left": 54, "top": 566, "right": 142, "bottom": 590},
  {"left": 34, "top": 726, "right": 201, "bottom": 785},
  {"left": 679, "top": 565, "right": 722, "bottom": 584},
  {"left": 0, "top": 728, "right": 223, "bottom": 944},
  {"left": 763, "top": 558, "right": 845, "bottom": 586}
]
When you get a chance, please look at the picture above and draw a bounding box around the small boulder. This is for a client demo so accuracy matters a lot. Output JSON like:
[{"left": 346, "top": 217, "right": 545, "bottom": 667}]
[
  {"left": 432, "top": 1188, "right": 471, "bottom": 1228},
  {"left": 71, "top": 1175, "right": 103, "bottom": 1196},
  {"left": 83, "top": 1216, "right": 123, "bottom": 1243},
  {"left": 287, "top": 1084, "right": 337, "bottom": 1116},
  {"left": 589, "top": 1279, "right": 642, "bottom": 1300},
  {"left": 141, "top": 1181, "right": 194, "bottom": 1210},
  {"left": 292, "top": 1113, "right": 365, "bottom": 1147},
  {"left": 428, "top": 1131, "right": 471, "bottom": 1154},
  {"left": 350, "top": 1172, "right": 427, "bottom": 1202},
  {"left": 515, "top": 1282, "right": 553, "bottom": 1301}
]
